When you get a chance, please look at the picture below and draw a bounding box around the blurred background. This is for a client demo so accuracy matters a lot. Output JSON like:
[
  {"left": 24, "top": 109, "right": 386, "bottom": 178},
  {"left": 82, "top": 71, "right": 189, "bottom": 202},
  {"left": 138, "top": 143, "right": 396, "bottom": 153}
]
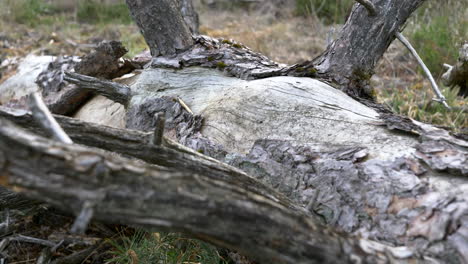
[{"left": 0, "top": 0, "right": 466, "bottom": 130}]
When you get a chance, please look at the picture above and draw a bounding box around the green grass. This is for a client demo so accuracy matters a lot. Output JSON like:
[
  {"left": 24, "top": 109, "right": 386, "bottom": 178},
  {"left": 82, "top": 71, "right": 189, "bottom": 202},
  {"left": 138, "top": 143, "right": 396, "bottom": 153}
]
[
  {"left": 378, "top": 83, "right": 467, "bottom": 132},
  {"left": 409, "top": 0, "right": 467, "bottom": 78},
  {"left": 3, "top": 0, "right": 58, "bottom": 26},
  {"left": 77, "top": 0, "right": 133, "bottom": 24},
  {"left": 106, "top": 230, "right": 230, "bottom": 264},
  {"left": 295, "top": 0, "right": 354, "bottom": 24}
]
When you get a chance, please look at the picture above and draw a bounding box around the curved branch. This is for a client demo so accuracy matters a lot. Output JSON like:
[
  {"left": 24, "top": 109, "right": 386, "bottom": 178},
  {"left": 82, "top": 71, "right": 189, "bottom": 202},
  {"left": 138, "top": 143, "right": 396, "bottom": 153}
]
[
  {"left": 354, "top": 0, "right": 377, "bottom": 16},
  {"left": 395, "top": 32, "right": 450, "bottom": 109},
  {"left": 28, "top": 92, "right": 73, "bottom": 144}
]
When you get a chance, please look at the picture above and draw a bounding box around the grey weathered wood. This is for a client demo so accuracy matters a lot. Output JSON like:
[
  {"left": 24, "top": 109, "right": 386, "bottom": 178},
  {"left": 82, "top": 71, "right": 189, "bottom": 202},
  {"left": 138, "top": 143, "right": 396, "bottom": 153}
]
[
  {"left": 0, "top": 119, "right": 387, "bottom": 264},
  {"left": 28, "top": 92, "right": 73, "bottom": 144},
  {"left": 1, "top": 103, "right": 467, "bottom": 263},
  {"left": 63, "top": 72, "right": 131, "bottom": 106},
  {"left": 125, "top": 0, "right": 194, "bottom": 56}
]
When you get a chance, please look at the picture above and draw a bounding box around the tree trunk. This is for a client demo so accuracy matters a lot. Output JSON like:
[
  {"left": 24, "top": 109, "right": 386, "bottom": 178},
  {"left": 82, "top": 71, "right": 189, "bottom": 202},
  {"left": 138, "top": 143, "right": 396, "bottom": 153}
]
[
  {"left": 125, "top": 0, "right": 194, "bottom": 56},
  {"left": 287, "top": 0, "right": 427, "bottom": 97}
]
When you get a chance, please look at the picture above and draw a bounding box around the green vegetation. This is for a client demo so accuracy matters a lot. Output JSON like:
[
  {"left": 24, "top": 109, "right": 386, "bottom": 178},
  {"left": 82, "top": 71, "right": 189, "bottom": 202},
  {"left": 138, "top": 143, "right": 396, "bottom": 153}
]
[
  {"left": 3, "top": 0, "right": 57, "bottom": 26},
  {"left": 106, "top": 230, "right": 228, "bottom": 264},
  {"left": 77, "top": 0, "right": 133, "bottom": 24},
  {"left": 378, "top": 84, "right": 467, "bottom": 132},
  {"left": 409, "top": 1, "right": 467, "bottom": 77},
  {"left": 295, "top": 0, "right": 354, "bottom": 24}
]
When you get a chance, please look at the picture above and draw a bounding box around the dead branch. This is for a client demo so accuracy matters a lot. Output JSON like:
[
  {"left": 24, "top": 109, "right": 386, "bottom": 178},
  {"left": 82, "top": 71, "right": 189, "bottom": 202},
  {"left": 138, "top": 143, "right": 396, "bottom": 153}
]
[
  {"left": 395, "top": 32, "right": 450, "bottom": 109},
  {"left": 63, "top": 72, "right": 131, "bottom": 106},
  {"left": 28, "top": 92, "right": 73, "bottom": 144}
]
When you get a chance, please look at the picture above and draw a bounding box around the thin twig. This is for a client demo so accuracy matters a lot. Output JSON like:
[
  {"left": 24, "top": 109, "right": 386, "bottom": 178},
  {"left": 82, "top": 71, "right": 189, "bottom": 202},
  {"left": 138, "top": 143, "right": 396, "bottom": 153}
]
[
  {"left": 70, "top": 201, "right": 95, "bottom": 235},
  {"left": 177, "top": 97, "right": 194, "bottom": 115},
  {"left": 354, "top": 0, "right": 377, "bottom": 16},
  {"left": 29, "top": 92, "right": 73, "bottom": 144},
  {"left": 10, "top": 235, "right": 56, "bottom": 247},
  {"left": 395, "top": 32, "right": 451, "bottom": 110}
]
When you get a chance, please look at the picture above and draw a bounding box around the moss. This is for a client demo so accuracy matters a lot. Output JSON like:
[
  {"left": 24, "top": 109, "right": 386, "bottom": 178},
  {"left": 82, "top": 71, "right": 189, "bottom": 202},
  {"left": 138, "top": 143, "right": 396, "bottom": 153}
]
[
  {"left": 221, "top": 39, "right": 233, "bottom": 45},
  {"left": 216, "top": 61, "right": 227, "bottom": 69},
  {"left": 308, "top": 68, "right": 318, "bottom": 75},
  {"left": 197, "top": 149, "right": 204, "bottom": 154},
  {"left": 296, "top": 67, "right": 305, "bottom": 72},
  {"left": 232, "top": 43, "right": 242, "bottom": 49},
  {"left": 207, "top": 56, "right": 216, "bottom": 62}
]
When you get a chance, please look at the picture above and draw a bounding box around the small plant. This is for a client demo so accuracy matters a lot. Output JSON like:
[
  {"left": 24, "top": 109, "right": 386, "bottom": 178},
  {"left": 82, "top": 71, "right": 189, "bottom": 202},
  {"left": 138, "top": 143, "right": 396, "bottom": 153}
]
[{"left": 106, "top": 230, "right": 229, "bottom": 264}]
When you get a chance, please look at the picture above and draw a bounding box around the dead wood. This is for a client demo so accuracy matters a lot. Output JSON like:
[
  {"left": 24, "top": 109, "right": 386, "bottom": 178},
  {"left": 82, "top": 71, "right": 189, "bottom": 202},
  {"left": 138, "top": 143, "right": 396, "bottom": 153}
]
[
  {"left": 63, "top": 72, "right": 131, "bottom": 106},
  {"left": 0, "top": 118, "right": 385, "bottom": 264},
  {"left": 35, "top": 41, "right": 133, "bottom": 116},
  {"left": 1, "top": 104, "right": 468, "bottom": 263},
  {"left": 442, "top": 43, "right": 468, "bottom": 97}
]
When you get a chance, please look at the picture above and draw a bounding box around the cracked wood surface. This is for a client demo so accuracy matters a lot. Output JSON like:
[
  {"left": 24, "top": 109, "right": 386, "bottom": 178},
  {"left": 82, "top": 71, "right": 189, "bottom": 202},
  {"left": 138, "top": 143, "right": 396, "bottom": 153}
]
[{"left": 0, "top": 119, "right": 381, "bottom": 264}]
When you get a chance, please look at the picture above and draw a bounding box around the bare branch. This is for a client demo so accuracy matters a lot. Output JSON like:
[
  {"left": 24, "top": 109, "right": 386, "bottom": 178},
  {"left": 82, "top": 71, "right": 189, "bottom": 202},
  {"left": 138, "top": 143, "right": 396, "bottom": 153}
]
[
  {"left": 354, "top": 0, "right": 377, "bottom": 16},
  {"left": 70, "top": 201, "right": 95, "bottom": 235},
  {"left": 10, "top": 235, "right": 56, "bottom": 248},
  {"left": 395, "top": 32, "right": 450, "bottom": 109},
  {"left": 63, "top": 72, "right": 131, "bottom": 106},
  {"left": 28, "top": 92, "right": 73, "bottom": 144}
]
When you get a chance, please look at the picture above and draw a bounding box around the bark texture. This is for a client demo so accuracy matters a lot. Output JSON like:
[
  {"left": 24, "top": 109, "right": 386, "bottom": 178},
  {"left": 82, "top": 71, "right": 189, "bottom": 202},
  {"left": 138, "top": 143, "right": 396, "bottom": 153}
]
[
  {"left": 178, "top": 0, "right": 199, "bottom": 34},
  {"left": 125, "top": 0, "right": 194, "bottom": 56},
  {"left": 0, "top": 118, "right": 393, "bottom": 264}
]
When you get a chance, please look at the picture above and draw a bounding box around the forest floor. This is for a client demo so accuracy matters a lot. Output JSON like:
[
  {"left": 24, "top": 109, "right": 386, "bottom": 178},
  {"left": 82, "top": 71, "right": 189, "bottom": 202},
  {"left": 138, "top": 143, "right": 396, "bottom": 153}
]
[{"left": 0, "top": 0, "right": 466, "bottom": 263}]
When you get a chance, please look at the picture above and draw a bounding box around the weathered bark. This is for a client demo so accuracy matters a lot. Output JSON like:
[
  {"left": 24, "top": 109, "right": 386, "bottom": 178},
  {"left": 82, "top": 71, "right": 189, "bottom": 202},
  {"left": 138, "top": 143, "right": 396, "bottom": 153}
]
[
  {"left": 286, "top": 0, "right": 427, "bottom": 97},
  {"left": 35, "top": 41, "right": 132, "bottom": 116},
  {"left": 442, "top": 43, "right": 468, "bottom": 97},
  {"left": 0, "top": 118, "right": 392, "bottom": 264},
  {"left": 125, "top": 0, "right": 194, "bottom": 56}
]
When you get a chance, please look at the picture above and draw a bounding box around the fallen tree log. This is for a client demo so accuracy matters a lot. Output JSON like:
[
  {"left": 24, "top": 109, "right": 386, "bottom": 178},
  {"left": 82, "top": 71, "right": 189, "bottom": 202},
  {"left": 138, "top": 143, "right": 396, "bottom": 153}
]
[
  {"left": 0, "top": 0, "right": 467, "bottom": 263},
  {"left": 0, "top": 118, "right": 393, "bottom": 264}
]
